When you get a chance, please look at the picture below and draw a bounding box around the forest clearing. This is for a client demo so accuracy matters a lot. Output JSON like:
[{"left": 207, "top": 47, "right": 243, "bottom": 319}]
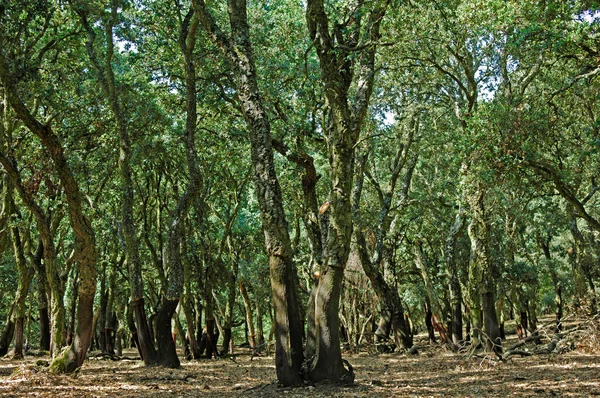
[{"left": 2, "top": 317, "right": 600, "bottom": 397}]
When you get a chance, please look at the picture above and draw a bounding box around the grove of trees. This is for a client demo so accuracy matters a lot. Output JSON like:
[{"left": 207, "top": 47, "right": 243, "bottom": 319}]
[{"left": 0, "top": 0, "right": 598, "bottom": 387}]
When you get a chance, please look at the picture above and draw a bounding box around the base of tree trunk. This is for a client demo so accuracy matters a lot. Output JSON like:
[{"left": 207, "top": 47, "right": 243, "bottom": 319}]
[
  {"left": 132, "top": 299, "right": 158, "bottom": 365},
  {"left": 155, "top": 298, "right": 180, "bottom": 368},
  {"left": 0, "top": 319, "right": 15, "bottom": 357},
  {"left": 13, "top": 317, "right": 24, "bottom": 359},
  {"left": 39, "top": 307, "right": 51, "bottom": 351}
]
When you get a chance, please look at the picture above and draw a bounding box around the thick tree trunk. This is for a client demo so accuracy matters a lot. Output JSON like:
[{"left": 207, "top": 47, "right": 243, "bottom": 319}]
[
  {"left": 306, "top": 0, "right": 391, "bottom": 381},
  {"left": 196, "top": 0, "right": 304, "bottom": 385},
  {"left": 9, "top": 216, "right": 34, "bottom": 359},
  {"left": 13, "top": 318, "right": 24, "bottom": 359},
  {"left": 155, "top": 299, "right": 179, "bottom": 367},
  {"left": 0, "top": 317, "right": 15, "bottom": 357}
]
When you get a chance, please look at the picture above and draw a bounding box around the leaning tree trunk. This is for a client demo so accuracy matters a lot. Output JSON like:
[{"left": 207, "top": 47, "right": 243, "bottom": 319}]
[
  {"left": 0, "top": 50, "right": 98, "bottom": 374},
  {"left": 196, "top": 0, "right": 304, "bottom": 385},
  {"left": 7, "top": 192, "right": 34, "bottom": 359},
  {"left": 73, "top": 3, "right": 158, "bottom": 366},
  {"left": 539, "top": 235, "right": 563, "bottom": 332},
  {"left": 239, "top": 281, "right": 257, "bottom": 353}
]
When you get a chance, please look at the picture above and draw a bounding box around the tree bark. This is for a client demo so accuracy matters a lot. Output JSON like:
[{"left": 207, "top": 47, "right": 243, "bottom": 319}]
[
  {"left": 466, "top": 186, "right": 501, "bottom": 356},
  {"left": 239, "top": 281, "right": 257, "bottom": 353},
  {"left": 196, "top": 0, "right": 304, "bottom": 385},
  {"left": 73, "top": 2, "right": 157, "bottom": 366},
  {"left": 0, "top": 49, "right": 98, "bottom": 374},
  {"left": 445, "top": 205, "right": 465, "bottom": 347},
  {"left": 306, "top": 0, "right": 390, "bottom": 382}
]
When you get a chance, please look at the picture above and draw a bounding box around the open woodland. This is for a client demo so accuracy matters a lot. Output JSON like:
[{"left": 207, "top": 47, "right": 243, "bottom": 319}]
[{"left": 0, "top": 0, "right": 599, "bottom": 395}]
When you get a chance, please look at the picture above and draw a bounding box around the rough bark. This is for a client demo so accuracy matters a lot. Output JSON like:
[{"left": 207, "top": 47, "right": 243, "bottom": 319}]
[
  {"left": 444, "top": 204, "right": 465, "bottom": 347},
  {"left": 466, "top": 186, "right": 501, "bottom": 357},
  {"left": 0, "top": 48, "right": 98, "bottom": 373},
  {"left": 239, "top": 281, "right": 257, "bottom": 353},
  {"left": 32, "top": 240, "right": 51, "bottom": 351},
  {"left": 196, "top": 0, "right": 304, "bottom": 385},
  {"left": 73, "top": 2, "right": 157, "bottom": 366},
  {"left": 154, "top": 4, "right": 205, "bottom": 368},
  {"left": 8, "top": 195, "right": 34, "bottom": 359},
  {"left": 0, "top": 162, "right": 64, "bottom": 358},
  {"left": 306, "top": 0, "right": 390, "bottom": 382}
]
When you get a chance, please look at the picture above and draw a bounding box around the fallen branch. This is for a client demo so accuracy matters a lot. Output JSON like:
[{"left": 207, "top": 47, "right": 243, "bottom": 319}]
[
  {"left": 506, "top": 334, "right": 543, "bottom": 351},
  {"left": 502, "top": 349, "right": 533, "bottom": 360}
]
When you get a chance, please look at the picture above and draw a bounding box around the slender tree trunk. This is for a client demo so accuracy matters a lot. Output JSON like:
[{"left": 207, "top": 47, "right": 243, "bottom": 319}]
[
  {"left": 8, "top": 202, "right": 34, "bottom": 359},
  {"left": 466, "top": 186, "right": 501, "bottom": 356},
  {"left": 32, "top": 240, "right": 50, "bottom": 351},
  {"left": 567, "top": 205, "right": 589, "bottom": 309},
  {"left": 181, "top": 228, "right": 201, "bottom": 359},
  {"left": 445, "top": 205, "right": 465, "bottom": 347},
  {"left": 256, "top": 298, "right": 264, "bottom": 346},
  {"left": 155, "top": 4, "right": 204, "bottom": 368},
  {"left": 416, "top": 244, "right": 449, "bottom": 344},
  {"left": 65, "top": 270, "right": 79, "bottom": 347},
  {"left": 74, "top": 3, "right": 157, "bottom": 366},
  {"left": 221, "top": 254, "right": 238, "bottom": 355},
  {"left": 239, "top": 281, "right": 256, "bottom": 352}
]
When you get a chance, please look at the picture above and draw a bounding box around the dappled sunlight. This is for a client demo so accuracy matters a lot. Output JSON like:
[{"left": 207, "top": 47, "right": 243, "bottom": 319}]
[{"left": 1, "top": 344, "right": 600, "bottom": 396}]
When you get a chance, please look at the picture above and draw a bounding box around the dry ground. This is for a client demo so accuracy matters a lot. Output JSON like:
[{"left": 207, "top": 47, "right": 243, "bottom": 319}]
[
  {"left": 1, "top": 326, "right": 599, "bottom": 397},
  {"left": 1, "top": 347, "right": 599, "bottom": 397}
]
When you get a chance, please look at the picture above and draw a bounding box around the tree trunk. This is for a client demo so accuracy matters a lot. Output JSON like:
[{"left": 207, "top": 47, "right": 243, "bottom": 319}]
[
  {"left": 239, "top": 281, "right": 256, "bottom": 353},
  {"left": 9, "top": 211, "right": 34, "bottom": 359},
  {"left": 154, "top": 5, "right": 205, "bottom": 368},
  {"left": 196, "top": 0, "right": 304, "bottom": 385},
  {"left": 65, "top": 270, "right": 79, "bottom": 347},
  {"left": 425, "top": 301, "right": 436, "bottom": 344},
  {"left": 445, "top": 205, "right": 465, "bottom": 347},
  {"left": 256, "top": 298, "right": 264, "bottom": 346},
  {"left": 155, "top": 298, "right": 179, "bottom": 367},
  {"left": 466, "top": 186, "right": 501, "bottom": 356},
  {"left": 0, "top": 45, "right": 98, "bottom": 374},
  {"left": 0, "top": 317, "right": 15, "bottom": 357},
  {"left": 307, "top": 0, "right": 395, "bottom": 379},
  {"left": 220, "top": 256, "right": 238, "bottom": 355},
  {"left": 181, "top": 227, "right": 201, "bottom": 359},
  {"left": 32, "top": 240, "right": 51, "bottom": 351},
  {"left": 74, "top": 2, "right": 156, "bottom": 366}
]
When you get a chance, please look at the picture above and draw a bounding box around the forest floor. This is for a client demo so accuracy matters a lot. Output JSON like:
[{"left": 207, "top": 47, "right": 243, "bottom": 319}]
[{"left": 1, "top": 320, "right": 599, "bottom": 397}]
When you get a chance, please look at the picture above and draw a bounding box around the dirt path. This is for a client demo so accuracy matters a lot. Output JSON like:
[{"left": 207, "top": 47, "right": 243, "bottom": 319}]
[{"left": 1, "top": 342, "right": 599, "bottom": 397}]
